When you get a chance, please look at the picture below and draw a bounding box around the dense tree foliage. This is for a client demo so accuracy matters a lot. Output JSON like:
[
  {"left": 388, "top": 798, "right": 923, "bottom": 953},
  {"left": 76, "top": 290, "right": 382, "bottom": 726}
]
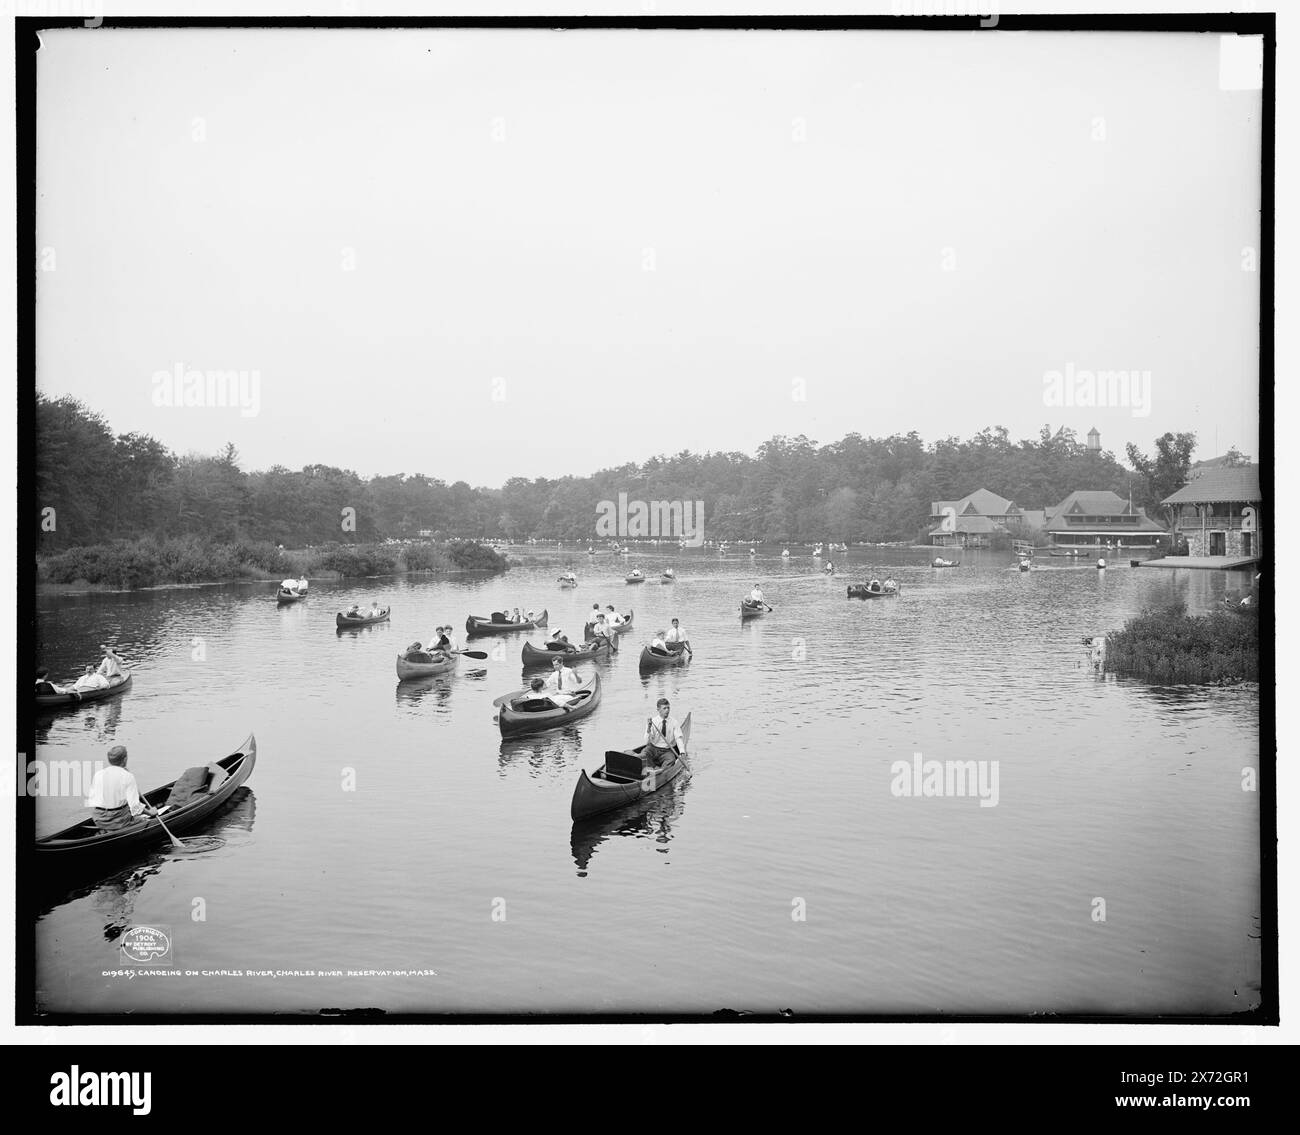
[{"left": 36, "top": 396, "right": 1167, "bottom": 549}]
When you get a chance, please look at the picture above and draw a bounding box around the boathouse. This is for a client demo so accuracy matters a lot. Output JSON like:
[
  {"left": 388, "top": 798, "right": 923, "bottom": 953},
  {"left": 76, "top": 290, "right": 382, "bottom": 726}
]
[
  {"left": 1043, "top": 490, "right": 1166, "bottom": 549},
  {"left": 1160, "top": 464, "right": 1262, "bottom": 560},
  {"left": 928, "top": 488, "right": 1034, "bottom": 548}
]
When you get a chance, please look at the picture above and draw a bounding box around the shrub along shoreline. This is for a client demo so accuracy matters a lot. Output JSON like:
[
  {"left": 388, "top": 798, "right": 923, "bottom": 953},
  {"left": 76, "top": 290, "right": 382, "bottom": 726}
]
[
  {"left": 1102, "top": 597, "right": 1258, "bottom": 685},
  {"left": 37, "top": 538, "right": 509, "bottom": 592}
]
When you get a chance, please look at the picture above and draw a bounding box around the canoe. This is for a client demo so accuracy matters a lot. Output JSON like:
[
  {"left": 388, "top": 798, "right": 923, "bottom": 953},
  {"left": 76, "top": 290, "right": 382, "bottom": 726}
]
[
  {"left": 638, "top": 642, "right": 688, "bottom": 671},
  {"left": 396, "top": 651, "right": 456, "bottom": 680},
  {"left": 740, "top": 600, "right": 766, "bottom": 619},
  {"left": 583, "top": 610, "right": 634, "bottom": 639},
  {"left": 498, "top": 672, "right": 602, "bottom": 738},
  {"left": 36, "top": 671, "right": 133, "bottom": 710},
  {"left": 336, "top": 607, "right": 391, "bottom": 628},
  {"left": 847, "top": 584, "right": 886, "bottom": 599},
  {"left": 558, "top": 578, "right": 579, "bottom": 588},
  {"left": 931, "top": 559, "right": 960, "bottom": 568},
  {"left": 277, "top": 588, "right": 307, "bottom": 604},
  {"left": 465, "top": 609, "right": 548, "bottom": 637},
  {"left": 660, "top": 573, "right": 675, "bottom": 583},
  {"left": 522, "top": 638, "right": 611, "bottom": 668},
  {"left": 625, "top": 574, "right": 646, "bottom": 584},
  {"left": 570, "top": 713, "right": 692, "bottom": 822},
  {"left": 36, "top": 734, "right": 257, "bottom": 875}
]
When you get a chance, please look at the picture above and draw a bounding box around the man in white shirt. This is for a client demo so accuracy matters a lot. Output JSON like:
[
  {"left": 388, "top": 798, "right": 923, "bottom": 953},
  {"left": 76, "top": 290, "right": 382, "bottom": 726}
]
[
  {"left": 85, "top": 745, "right": 158, "bottom": 830},
  {"left": 644, "top": 698, "right": 687, "bottom": 767},
  {"left": 592, "top": 614, "right": 619, "bottom": 653},
  {"left": 297, "top": 577, "right": 309, "bottom": 593},
  {"left": 281, "top": 577, "right": 299, "bottom": 593},
  {"left": 664, "top": 618, "right": 691, "bottom": 657},
  {"left": 544, "top": 657, "right": 568, "bottom": 691},
  {"left": 73, "top": 666, "right": 109, "bottom": 693},
  {"left": 97, "top": 646, "right": 124, "bottom": 680},
  {"left": 750, "top": 584, "right": 765, "bottom": 605},
  {"left": 605, "top": 605, "right": 624, "bottom": 627}
]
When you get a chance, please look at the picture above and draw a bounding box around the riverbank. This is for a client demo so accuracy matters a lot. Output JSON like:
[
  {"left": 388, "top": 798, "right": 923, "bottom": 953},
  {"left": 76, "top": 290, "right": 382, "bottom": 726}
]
[{"left": 37, "top": 537, "right": 508, "bottom": 592}]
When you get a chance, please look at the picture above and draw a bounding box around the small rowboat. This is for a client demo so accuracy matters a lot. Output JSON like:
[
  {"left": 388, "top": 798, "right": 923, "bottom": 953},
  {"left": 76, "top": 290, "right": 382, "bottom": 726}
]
[
  {"left": 465, "top": 609, "right": 548, "bottom": 637},
  {"left": 740, "top": 600, "right": 766, "bottom": 619},
  {"left": 931, "top": 558, "right": 960, "bottom": 568},
  {"left": 522, "top": 638, "right": 611, "bottom": 668},
  {"left": 583, "top": 610, "right": 633, "bottom": 639},
  {"left": 336, "top": 607, "right": 391, "bottom": 628},
  {"left": 570, "top": 713, "right": 692, "bottom": 822},
  {"left": 660, "top": 572, "right": 675, "bottom": 583},
  {"left": 36, "top": 735, "right": 257, "bottom": 875},
  {"left": 557, "top": 577, "right": 579, "bottom": 588},
  {"left": 498, "top": 672, "right": 602, "bottom": 737},
  {"left": 36, "top": 671, "right": 133, "bottom": 710},
  {"left": 396, "top": 651, "right": 456, "bottom": 680},
  {"left": 277, "top": 588, "right": 307, "bottom": 604},
  {"left": 625, "top": 573, "right": 646, "bottom": 584},
  {"left": 638, "top": 642, "right": 688, "bottom": 671}
]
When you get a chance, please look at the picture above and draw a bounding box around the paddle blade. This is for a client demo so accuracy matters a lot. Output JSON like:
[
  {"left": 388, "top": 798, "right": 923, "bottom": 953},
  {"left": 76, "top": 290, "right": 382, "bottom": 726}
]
[{"left": 459, "top": 650, "right": 488, "bottom": 660}]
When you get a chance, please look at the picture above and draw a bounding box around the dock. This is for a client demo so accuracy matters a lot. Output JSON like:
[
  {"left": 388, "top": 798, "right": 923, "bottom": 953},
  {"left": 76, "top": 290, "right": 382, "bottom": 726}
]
[{"left": 1139, "top": 556, "right": 1259, "bottom": 571}]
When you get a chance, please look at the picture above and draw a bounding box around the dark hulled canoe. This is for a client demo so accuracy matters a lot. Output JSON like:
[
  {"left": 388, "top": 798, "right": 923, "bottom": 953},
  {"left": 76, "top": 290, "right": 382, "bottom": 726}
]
[
  {"left": 740, "top": 600, "right": 765, "bottom": 619},
  {"left": 638, "top": 642, "right": 688, "bottom": 671},
  {"left": 396, "top": 651, "right": 456, "bottom": 680},
  {"left": 931, "top": 559, "right": 960, "bottom": 568},
  {"left": 583, "top": 610, "right": 633, "bottom": 639},
  {"left": 336, "top": 607, "right": 391, "bottom": 628},
  {"left": 36, "top": 735, "right": 257, "bottom": 873},
  {"left": 465, "top": 609, "right": 548, "bottom": 636},
  {"left": 277, "top": 588, "right": 307, "bottom": 604},
  {"left": 521, "top": 638, "right": 611, "bottom": 668},
  {"left": 847, "top": 584, "right": 885, "bottom": 599},
  {"left": 36, "top": 671, "right": 133, "bottom": 710},
  {"left": 498, "top": 672, "right": 602, "bottom": 737},
  {"left": 570, "top": 713, "right": 692, "bottom": 821}
]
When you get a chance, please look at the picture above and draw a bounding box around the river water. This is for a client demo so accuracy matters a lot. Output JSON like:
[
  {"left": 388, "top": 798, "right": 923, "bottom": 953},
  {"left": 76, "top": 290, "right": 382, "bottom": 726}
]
[{"left": 30, "top": 548, "right": 1261, "bottom": 1017}]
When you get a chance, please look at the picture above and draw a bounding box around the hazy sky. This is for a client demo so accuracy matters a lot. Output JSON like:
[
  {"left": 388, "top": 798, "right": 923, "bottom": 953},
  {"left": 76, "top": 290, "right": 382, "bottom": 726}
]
[{"left": 35, "top": 27, "right": 1262, "bottom": 484}]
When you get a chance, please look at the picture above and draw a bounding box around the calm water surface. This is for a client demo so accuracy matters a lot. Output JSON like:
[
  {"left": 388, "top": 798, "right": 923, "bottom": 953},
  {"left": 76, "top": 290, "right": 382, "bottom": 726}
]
[{"left": 31, "top": 549, "right": 1261, "bottom": 1016}]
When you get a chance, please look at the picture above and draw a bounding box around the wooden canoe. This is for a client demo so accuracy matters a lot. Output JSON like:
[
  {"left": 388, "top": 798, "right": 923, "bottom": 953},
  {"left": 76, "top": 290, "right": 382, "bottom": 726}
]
[
  {"left": 336, "top": 607, "right": 391, "bottom": 628},
  {"left": 931, "top": 559, "right": 960, "bottom": 568},
  {"left": 625, "top": 573, "right": 646, "bottom": 584},
  {"left": 277, "top": 588, "right": 307, "bottom": 603},
  {"left": 583, "top": 609, "right": 633, "bottom": 639},
  {"left": 847, "top": 584, "right": 886, "bottom": 599},
  {"left": 36, "top": 735, "right": 257, "bottom": 873},
  {"left": 570, "top": 713, "right": 692, "bottom": 822},
  {"left": 740, "top": 600, "right": 766, "bottom": 619},
  {"left": 521, "top": 638, "right": 611, "bottom": 668},
  {"left": 660, "top": 573, "right": 675, "bottom": 583},
  {"left": 465, "top": 609, "right": 548, "bottom": 637},
  {"left": 638, "top": 642, "right": 688, "bottom": 671},
  {"left": 557, "top": 578, "right": 579, "bottom": 588},
  {"left": 396, "top": 651, "right": 456, "bottom": 679},
  {"left": 36, "top": 671, "right": 133, "bottom": 710},
  {"left": 498, "top": 672, "right": 602, "bottom": 737}
]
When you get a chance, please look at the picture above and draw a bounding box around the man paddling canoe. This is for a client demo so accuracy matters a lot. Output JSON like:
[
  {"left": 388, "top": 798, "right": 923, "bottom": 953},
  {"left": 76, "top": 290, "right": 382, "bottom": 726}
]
[
  {"left": 85, "top": 745, "right": 160, "bottom": 830},
  {"left": 665, "top": 617, "right": 692, "bottom": 657},
  {"left": 644, "top": 698, "right": 688, "bottom": 768}
]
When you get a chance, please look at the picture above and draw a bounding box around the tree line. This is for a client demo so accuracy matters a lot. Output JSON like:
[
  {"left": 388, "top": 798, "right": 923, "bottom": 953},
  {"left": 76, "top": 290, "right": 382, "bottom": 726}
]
[{"left": 35, "top": 395, "right": 1195, "bottom": 549}]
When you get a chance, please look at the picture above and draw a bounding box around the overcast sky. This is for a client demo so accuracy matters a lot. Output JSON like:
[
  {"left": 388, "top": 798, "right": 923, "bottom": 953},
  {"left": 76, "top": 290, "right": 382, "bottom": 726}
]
[{"left": 35, "top": 27, "right": 1261, "bottom": 484}]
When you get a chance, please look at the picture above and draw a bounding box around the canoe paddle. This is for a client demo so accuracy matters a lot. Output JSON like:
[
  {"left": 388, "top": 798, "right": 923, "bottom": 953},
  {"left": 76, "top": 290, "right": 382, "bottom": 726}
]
[
  {"left": 454, "top": 649, "right": 489, "bottom": 660},
  {"left": 153, "top": 809, "right": 186, "bottom": 851}
]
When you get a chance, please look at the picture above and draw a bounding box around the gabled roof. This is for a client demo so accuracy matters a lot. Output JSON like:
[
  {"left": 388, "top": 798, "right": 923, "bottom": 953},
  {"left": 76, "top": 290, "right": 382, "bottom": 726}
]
[
  {"left": 1162, "top": 465, "right": 1261, "bottom": 505},
  {"left": 930, "top": 487, "right": 1017, "bottom": 517},
  {"left": 1044, "top": 490, "right": 1165, "bottom": 532}
]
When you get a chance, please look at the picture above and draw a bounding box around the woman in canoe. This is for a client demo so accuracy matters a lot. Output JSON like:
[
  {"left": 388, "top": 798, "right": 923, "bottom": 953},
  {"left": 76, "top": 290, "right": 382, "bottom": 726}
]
[
  {"left": 524, "top": 675, "right": 574, "bottom": 708},
  {"left": 644, "top": 698, "right": 688, "bottom": 768},
  {"left": 648, "top": 629, "right": 672, "bottom": 656},
  {"left": 548, "top": 630, "right": 576, "bottom": 653},
  {"left": 604, "top": 605, "right": 625, "bottom": 628},
  {"left": 345, "top": 604, "right": 363, "bottom": 618}
]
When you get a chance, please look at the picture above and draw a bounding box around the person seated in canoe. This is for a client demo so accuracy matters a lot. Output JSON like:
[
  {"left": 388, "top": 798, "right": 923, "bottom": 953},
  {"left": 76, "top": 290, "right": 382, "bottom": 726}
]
[
  {"left": 546, "top": 630, "right": 575, "bottom": 653},
  {"left": 525, "top": 609, "right": 537, "bottom": 623},
  {"left": 665, "top": 618, "right": 692, "bottom": 656},
  {"left": 522, "top": 676, "right": 573, "bottom": 709},
  {"left": 543, "top": 657, "right": 571, "bottom": 691},
  {"left": 512, "top": 607, "right": 524, "bottom": 623},
  {"left": 345, "top": 604, "right": 363, "bottom": 619},
  {"left": 748, "top": 584, "right": 765, "bottom": 607},
  {"left": 72, "top": 665, "right": 110, "bottom": 693},
  {"left": 404, "top": 641, "right": 438, "bottom": 663},
  {"left": 883, "top": 577, "right": 898, "bottom": 592},
  {"left": 648, "top": 630, "right": 672, "bottom": 656},
  {"left": 824, "top": 562, "right": 835, "bottom": 574},
  {"left": 563, "top": 571, "right": 577, "bottom": 583},
  {"left": 368, "top": 602, "right": 385, "bottom": 619},
  {"left": 35, "top": 667, "right": 74, "bottom": 697},
  {"left": 604, "top": 604, "right": 625, "bottom": 627},
  {"left": 85, "top": 745, "right": 160, "bottom": 831},
  {"left": 644, "top": 698, "right": 687, "bottom": 768},
  {"left": 281, "top": 577, "right": 300, "bottom": 594},
  {"left": 662, "top": 567, "right": 674, "bottom": 578},
  {"left": 297, "top": 577, "right": 309, "bottom": 593},
  {"left": 591, "top": 614, "right": 619, "bottom": 653},
  {"left": 97, "top": 646, "right": 125, "bottom": 680},
  {"left": 438, "top": 626, "right": 459, "bottom": 653},
  {"left": 490, "top": 610, "right": 509, "bottom": 623}
]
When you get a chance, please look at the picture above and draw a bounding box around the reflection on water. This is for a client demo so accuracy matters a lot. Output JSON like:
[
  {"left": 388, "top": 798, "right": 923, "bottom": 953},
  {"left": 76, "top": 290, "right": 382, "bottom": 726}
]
[{"left": 31, "top": 553, "right": 1261, "bottom": 1015}]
